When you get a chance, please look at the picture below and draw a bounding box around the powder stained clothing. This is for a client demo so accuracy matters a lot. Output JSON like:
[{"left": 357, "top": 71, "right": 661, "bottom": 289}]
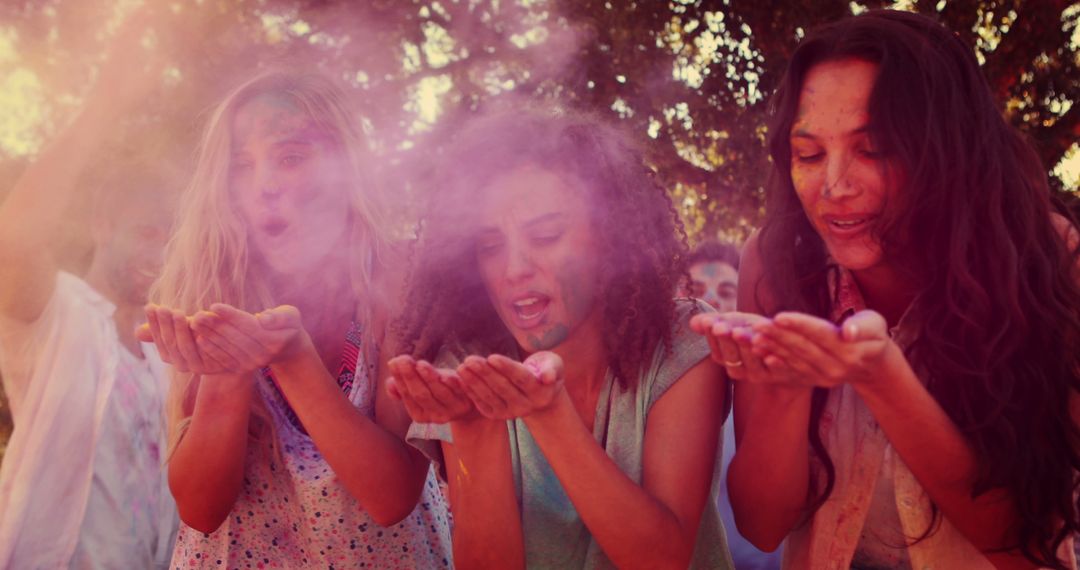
[
  {"left": 171, "top": 322, "right": 453, "bottom": 570},
  {"left": 410, "top": 299, "right": 734, "bottom": 570},
  {"left": 782, "top": 266, "right": 1076, "bottom": 570},
  {"left": 0, "top": 271, "right": 178, "bottom": 569}
]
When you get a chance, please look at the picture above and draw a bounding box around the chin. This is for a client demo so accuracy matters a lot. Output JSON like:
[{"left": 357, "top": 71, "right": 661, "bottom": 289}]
[
  {"left": 515, "top": 323, "right": 571, "bottom": 353},
  {"left": 826, "top": 244, "right": 883, "bottom": 272}
]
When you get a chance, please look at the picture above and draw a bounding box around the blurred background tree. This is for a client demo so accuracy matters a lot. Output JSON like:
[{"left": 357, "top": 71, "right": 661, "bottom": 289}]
[{"left": 0, "top": 0, "right": 1077, "bottom": 458}]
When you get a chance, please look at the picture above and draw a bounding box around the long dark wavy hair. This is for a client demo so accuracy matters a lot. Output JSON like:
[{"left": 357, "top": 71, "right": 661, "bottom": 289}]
[
  {"left": 756, "top": 10, "right": 1080, "bottom": 568},
  {"left": 397, "top": 108, "right": 690, "bottom": 388}
]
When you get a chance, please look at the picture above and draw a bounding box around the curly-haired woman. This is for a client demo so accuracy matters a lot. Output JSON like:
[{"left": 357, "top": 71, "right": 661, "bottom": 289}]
[
  {"left": 692, "top": 10, "right": 1080, "bottom": 570},
  {"left": 389, "top": 109, "right": 734, "bottom": 570}
]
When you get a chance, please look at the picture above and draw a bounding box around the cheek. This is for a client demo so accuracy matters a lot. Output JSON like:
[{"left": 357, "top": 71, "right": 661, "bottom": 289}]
[
  {"left": 791, "top": 167, "right": 819, "bottom": 206},
  {"left": 553, "top": 251, "right": 598, "bottom": 323},
  {"left": 293, "top": 181, "right": 351, "bottom": 230},
  {"left": 476, "top": 254, "right": 505, "bottom": 303}
]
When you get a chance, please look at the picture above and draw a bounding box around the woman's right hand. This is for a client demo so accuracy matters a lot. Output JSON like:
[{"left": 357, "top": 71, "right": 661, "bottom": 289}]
[
  {"left": 139, "top": 304, "right": 234, "bottom": 375},
  {"left": 690, "top": 311, "right": 787, "bottom": 384},
  {"left": 386, "top": 355, "right": 478, "bottom": 424}
]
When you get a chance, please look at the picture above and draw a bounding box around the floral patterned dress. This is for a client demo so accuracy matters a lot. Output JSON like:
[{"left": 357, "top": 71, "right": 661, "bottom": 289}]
[{"left": 171, "top": 322, "right": 452, "bottom": 569}]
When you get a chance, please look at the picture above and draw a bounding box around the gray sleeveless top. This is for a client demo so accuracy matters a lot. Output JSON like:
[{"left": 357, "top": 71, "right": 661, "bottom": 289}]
[{"left": 409, "top": 299, "right": 734, "bottom": 569}]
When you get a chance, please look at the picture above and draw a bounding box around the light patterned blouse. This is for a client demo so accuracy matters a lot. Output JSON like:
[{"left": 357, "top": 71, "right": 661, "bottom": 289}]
[
  {"left": 782, "top": 267, "right": 1076, "bottom": 570},
  {"left": 170, "top": 322, "right": 453, "bottom": 569}
]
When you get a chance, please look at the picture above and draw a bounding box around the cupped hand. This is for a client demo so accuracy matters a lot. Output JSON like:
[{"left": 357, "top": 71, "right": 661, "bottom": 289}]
[
  {"left": 748, "top": 309, "right": 896, "bottom": 389},
  {"left": 689, "top": 311, "right": 777, "bottom": 383},
  {"left": 186, "top": 304, "right": 309, "bottom": 376},
  {"left": 386, "top": 355, "right": 476, "bottom": 424},
  {"left": 455, "top": 351, "right": 565, "bottom": 420},
  {"left": 139, "top": 304, "right": 231, "bottom": 374}
]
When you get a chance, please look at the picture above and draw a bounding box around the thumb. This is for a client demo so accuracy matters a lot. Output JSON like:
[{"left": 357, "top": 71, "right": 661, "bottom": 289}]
[
  {"left": 134, "top": 323, "right": 153, "bottom": 342},
  {"left": 524, "top": 351, "right": 564, "bottom": 385},
  {"left": 385, "top": 376, "right": 402, "bottom": 401},
  {"left": 841, "top": 310, "right": 889, "bottom": 342},
  {"left": 258, "top": 305, "right": 302, "bottom": 330}
]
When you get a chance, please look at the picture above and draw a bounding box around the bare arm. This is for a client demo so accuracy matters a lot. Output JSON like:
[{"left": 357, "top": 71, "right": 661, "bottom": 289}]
[
  {"left": 269, "top": 334, "right": 431, "bottom": 526},
  {"left": 167, "top": 373, "right": 254, "bottom": 533},
  {"left": 0, "top": 17, "right": 160, "bottom": 322},
  {"left": 847, "top": 345, "right": 1034, "bottom": 568},
  {"left": 521, "top": 357, "right": 725, "bottom": 570},
  {"left": 442, "top": 419, "right": 524, "bottom": 570},
  {"left": 724, "top": 232, "right": 815, "bottom": 551}
]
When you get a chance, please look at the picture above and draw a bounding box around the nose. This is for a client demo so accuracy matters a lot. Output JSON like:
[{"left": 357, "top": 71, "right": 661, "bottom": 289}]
[
  {"left": 823, "top": 152, "right": 860, "bottom": 199},
  {"left": 254, "top": 164, "right": 282, "bottom": 201},
  {"left": 504, "top": 240, "right": 536, "bottom": 284}
]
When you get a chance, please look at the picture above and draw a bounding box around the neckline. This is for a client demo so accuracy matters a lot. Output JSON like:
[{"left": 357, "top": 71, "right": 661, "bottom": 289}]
[{"left": 263, "top": 320, "right": 365, "bottom": 435}]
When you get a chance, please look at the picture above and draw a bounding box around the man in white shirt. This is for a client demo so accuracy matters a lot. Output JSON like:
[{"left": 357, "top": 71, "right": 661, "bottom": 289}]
[{"left": 0, "top": 19, "right": 180, "bottom": 568}]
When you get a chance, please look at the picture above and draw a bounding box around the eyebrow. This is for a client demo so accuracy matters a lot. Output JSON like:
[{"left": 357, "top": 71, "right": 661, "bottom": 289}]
[
  {"left": 476, "top": 212, "right": 566, "bottom": 234},
  {"left": 523, "top": 212, "right": 566, "bottom": 228},
  {"left": 272, "top": 134, "right": 320, "bottom": 148},
  {"left": 791, "top": 125, "right": 870, "bottom": 140}
]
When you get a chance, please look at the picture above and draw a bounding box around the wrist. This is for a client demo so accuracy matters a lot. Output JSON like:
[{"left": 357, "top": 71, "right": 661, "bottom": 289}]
[
  {"left": 521, "top": 390, "right": 574, "bottom": 434},
  {"left": 195, "top": 373, "right": 255, "bottom": 413},
  {"left": 852, "top": 341, "right": 912, "bottom": 399},
  {"left": 277, "top": 328, "right": 314, "bottom": 365},
  {"left": 450, "top": 416, "right": 506, "bottom": 444},
  {"left": 758, "top": 383, "right": 815, "bottom": 405}
]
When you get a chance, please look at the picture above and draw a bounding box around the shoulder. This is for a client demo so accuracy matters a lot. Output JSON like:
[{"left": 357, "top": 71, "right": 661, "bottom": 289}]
[{"left": 643, "top": 298, "right": 716, "bottom": 410}]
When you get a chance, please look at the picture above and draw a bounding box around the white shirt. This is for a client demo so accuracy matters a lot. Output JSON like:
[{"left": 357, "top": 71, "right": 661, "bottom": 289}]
[{"left": 0, "top": 272, "right": 177, "bottom": 569}]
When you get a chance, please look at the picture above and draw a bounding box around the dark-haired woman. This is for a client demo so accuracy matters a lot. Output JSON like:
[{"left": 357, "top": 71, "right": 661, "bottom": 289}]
[
  {"left": 692, "top": 9, "right": 1080, "bottom": 570},
  {"left": 389, "top": 109, "right": 734, "bottom": 569}
]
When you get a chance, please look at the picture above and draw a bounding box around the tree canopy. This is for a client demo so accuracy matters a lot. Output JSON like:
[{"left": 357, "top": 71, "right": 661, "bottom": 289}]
[
  {"left": 0, "top": 0, "right": 1078, "bottom": 460},
  {"left": 0, "top": 0, "right": 1076, "bottom": 244}
]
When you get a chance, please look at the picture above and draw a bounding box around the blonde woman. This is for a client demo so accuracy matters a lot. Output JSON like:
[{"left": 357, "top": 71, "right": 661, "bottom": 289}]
[{"left": 139, "top": 71, "right": 451, "bottom": 569}]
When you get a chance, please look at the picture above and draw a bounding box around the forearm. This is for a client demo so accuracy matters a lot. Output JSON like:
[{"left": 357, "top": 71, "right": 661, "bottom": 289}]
[
  {"left": 854, "top": 345, "right": 1020, "bottom": 554},
  {"left": 169, "top": 373, "right": 253, "bottom": 533},
  {"left": 522, "top": 393, "right": 697, "bottom": 570},
  {"left": 727, "top": 384, "right": 813, "bottom": 551},
  {"left": 0, "top": 104, "right": 119, "bottom": 320},
  {"left": 271, "top": 349, "right": 428, "bottom": 526},
  {"left": 446, "top": 419, "right": 524, "bottom": 570}
]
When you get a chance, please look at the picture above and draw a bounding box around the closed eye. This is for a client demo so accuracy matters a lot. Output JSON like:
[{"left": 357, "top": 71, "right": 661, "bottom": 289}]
[
  {"left": 475, "top": 236, "right": 504, "bottom": 257},
  {"left": 793, "top": 152, "right": 824, "bottom": 164},
  {"left": 280, "top": 154, "right": 308, "bottom": 168},
  {"left": 530, "top": 231, "right": 563, "bottom": 246}
]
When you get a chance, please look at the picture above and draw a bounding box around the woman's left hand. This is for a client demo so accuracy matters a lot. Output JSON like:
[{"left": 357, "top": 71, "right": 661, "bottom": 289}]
[
  {"left": 188, "top": 303, "right": 310, "bottom": 376},
  {"left": 750, "top": 309, "right": 897, "bottom": 389},
  {"left": 456, "top": 351, "right": 565, "bottom": 420}
]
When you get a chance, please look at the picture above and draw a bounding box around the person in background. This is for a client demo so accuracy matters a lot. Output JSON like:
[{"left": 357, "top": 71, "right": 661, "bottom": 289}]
[
  {"left": 693, "top": 9, "right": 1080, "bottom": 570},
  {"left": 139, "top": 70, "right": 452, "bottom": 569},
  {"left": 0, "top": 19, "right": 180, "bottom": 569},
  {"left": 682, "top": 240, "right": 782, "bottom": 570},
  {"left": 681, "top": 240, "right": 740, "bottom": 313},
  {"left": 390, "top": 109, "right": 733, "bottom": 570}
]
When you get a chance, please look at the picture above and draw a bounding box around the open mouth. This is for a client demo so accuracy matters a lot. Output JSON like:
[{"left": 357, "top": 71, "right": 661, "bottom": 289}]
[
  {"left": 510, "top": 294, "right": 551, "bottom": 326},
  {"left": 824, "top": 214, "right": 875, "bottom": 236}
]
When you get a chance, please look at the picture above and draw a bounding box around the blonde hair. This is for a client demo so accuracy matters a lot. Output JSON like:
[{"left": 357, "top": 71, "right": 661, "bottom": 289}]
[{"left": 153, "top": 70, "right": 391, "bottom": 452}]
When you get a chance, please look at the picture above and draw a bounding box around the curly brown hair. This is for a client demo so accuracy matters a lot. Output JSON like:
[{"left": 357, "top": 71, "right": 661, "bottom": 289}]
[{"left": 396, "top": 108, "right": 690, "bottom": 388}]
